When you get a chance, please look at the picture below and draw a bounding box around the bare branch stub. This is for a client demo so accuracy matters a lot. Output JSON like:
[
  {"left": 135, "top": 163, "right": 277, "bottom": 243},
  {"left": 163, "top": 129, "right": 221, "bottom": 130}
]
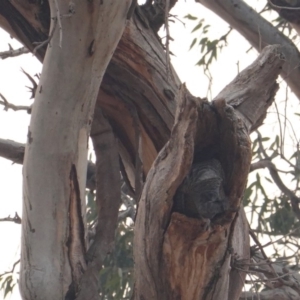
[
  {"left": 21, "top": 69, "right": 38, "bottom": 99},
  {"left": 0, "top": 93, "right": 31, "bottom": 113},
  {"left": 0, "top": 46, "right": 29, "bottom": 59},
  {"left": 0, "top": 259, "right": 20, "bottom": 278},
  {"left": 0, "top": 212, "right": 21, "bottom": 224}
]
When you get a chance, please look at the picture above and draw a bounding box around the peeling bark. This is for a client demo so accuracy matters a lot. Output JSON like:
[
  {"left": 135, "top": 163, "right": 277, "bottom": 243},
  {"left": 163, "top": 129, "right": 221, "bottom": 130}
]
[
  {"left": 66, "top": 165, "right": 87, "bottom": 299},
  {"left": 0, "top": 1, "right": 286, "bottom": 300},
  {"left": 20, "top": 1, "right": 131, "bottom": 299},
  {"left": 134, "top": 46, "right": 283, "bottom": 300}
]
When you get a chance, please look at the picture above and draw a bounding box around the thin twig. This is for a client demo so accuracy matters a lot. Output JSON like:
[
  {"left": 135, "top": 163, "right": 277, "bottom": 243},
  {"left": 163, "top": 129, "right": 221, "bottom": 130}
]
[
  {"left": 256, "top": 131, "right": 300, "bottom": 221},
  {"left": 0, "top": 259, "right": 20, "bottom": 278},
  {"left": 250, "top": 160, "right": 289, "bottom": 174},
  {"left": 33, "top": 17, "right": 58, "bottom": 53},
  {"left": 0, "top": 93, "right": 31, "bottom": 113},
  {"left": 249, "top": 228, "right": 279, "bottom": 280},
  {"left": 268, "top": 0, "right": 300, "bottom": 10},
  {"left": 261, "top": 227, "right": 300, "bottom": 249},
  {"left": 0, "top": 212, "right": 21, "bottom": 224},
  {"left": 164, "top": 0, "right": 173, "bottom": 81}
]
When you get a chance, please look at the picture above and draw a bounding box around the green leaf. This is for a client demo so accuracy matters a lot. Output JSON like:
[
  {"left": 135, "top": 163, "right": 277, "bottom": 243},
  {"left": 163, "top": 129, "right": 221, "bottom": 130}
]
[
  {"left": 191, "top": 22, "right": 203, "bottom": 33},
  {"left": 184, "top": 14, "right": 198, "bottom": 20},
  {"left": 189, "top": 38, "right": 197, "bottom": 50}
]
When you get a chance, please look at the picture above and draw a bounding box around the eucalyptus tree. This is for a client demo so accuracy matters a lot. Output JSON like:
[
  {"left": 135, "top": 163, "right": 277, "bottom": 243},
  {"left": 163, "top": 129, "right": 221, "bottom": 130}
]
[{"left": 0, "top": 1, "right": 300, "bottom": 300}]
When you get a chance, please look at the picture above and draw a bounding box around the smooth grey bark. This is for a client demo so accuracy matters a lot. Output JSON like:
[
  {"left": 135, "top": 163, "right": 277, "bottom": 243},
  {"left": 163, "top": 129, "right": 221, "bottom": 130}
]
[
  {"left": 20, "top": 1, "right": 131, "bottom": 299},
  {"left": 0, "top": 138, "right": 96, "bottom": 190}
]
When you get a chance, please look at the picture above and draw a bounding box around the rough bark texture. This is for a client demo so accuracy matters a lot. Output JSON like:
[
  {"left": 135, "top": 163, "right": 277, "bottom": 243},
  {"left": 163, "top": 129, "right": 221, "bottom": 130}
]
[
  {"left": 98, "top": 16, "right": 180, "bottom": 186},
  {"left": 0, "top": 1, "right": 284, "bottom": 300},
  {"left": 134, "top": 85, "right": 199, "bottom": 300},
  {"left": 20, "top": 1, "right": 131, "bottom": 299},
  {"left": 134, "top": 45, "right": 283, "bottom": 300}
]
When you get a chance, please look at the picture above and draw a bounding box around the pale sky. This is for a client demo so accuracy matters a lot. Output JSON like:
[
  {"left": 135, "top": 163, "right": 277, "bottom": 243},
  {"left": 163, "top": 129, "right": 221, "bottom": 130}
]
[{"left": 0, "top": 1, "right": 299, "bottom": 299}]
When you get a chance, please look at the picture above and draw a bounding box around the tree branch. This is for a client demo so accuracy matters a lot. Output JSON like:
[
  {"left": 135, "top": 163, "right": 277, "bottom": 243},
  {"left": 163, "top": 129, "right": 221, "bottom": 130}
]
[
  {"left": 138, "top": 0, "right": 178, "bottom": 32},
  {"left": 0, "top": 46, "right": 29, "bottom": 59},
  {"left": 0, "top": 212, "right": 21, "bottom": 224},
  {"left": 78, "top": 107, "right": 121, "bottom": 300},
  {"left": 0, "top": 138, "right": 96, "bottom": 190},
  {"left": 240, "top": 287, "right": 300, "bottom": 300},
  {"left": 196, "top": 0, "right": 300, "bottom": 100},
  {"left": 255, "top": 135, "right": 300, "bottom": 221},
  {"left": 0, "top": 93, "right": 31, "bottom": 113}
]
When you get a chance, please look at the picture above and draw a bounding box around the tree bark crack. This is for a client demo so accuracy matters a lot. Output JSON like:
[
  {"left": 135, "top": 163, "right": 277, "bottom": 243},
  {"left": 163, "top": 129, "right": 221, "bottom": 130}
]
[{"left": 66, "top": 165, "right": 87, "bottom": 298}]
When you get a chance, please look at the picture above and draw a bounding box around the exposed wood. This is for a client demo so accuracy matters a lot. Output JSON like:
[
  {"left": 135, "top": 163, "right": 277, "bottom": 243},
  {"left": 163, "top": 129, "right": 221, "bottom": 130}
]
[
  {"left": 133, "top": 46, "right": 283, "bottom": 300},
  {"left": 134, "top": 85, "right": 199, "bottom": 299},
  {"left": 0, "top": 0, "right": 48, "bottom": 61},
  {"left": 0, "top": 1, "right": 180, "bottom": 182},
  {"left": 0, "top": 1, "right": 284, "bottom": 299},
  {"left": 20, "top": 1, "right": 131, "bottom": 299}
]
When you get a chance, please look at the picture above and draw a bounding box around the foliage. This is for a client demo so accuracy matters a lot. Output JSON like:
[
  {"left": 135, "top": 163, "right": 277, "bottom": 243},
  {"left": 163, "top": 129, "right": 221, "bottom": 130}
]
[
  {"left": 1, "top": 1, "right": 300, "bottom": 299},
  {"left": 184, "top": 14, "right": 231, "bottom": 70},
  {"left": 87, "top": 191, "right": 134, "bottom": 300},
  {"left": 0, "top": 273, "right": 17, "bottom": 299},
  {"left": 99, "top": 221, "right": 134, "bottom": 300}
]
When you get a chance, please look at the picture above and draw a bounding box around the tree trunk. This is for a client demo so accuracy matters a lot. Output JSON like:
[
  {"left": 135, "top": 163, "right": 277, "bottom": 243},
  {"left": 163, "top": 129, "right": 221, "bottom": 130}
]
[
  {"left": 20, "top": 1, "right": 131, "bottom": 299},
  {"left": 0, "top": 2, "right": 284, "bottom": 300},
  {"left": 133, "top": 45, "right": 283, "bottom": 299}
]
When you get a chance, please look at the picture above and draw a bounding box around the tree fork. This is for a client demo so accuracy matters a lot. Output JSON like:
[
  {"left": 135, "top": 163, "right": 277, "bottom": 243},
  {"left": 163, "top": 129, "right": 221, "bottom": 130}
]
[{"left": 133, "top": 45, "right": 283, "bottom": 300}]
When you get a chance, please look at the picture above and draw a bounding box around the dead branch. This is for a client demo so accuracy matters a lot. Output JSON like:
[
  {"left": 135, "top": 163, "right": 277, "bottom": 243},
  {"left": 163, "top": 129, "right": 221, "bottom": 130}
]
[
  {"left": 240, "top": 287, "right": 300, "bottom": 300},
  {"left": 0, "top": 93, "right": 31, "bottom": 113},
  {"left": 0, "top": 46, "right": 29, "bottom": 59},
  {"left": 21, "top": 69, "right": 38, "bottom": 99},
  {"left": 0, "top": 259, "right": 20, "bottom": 278},
  {"left": 0, "top": 212, "right": 21, "bottom": 224},
  {"left": 255, "top": 133, "right": 300, "bottom": 221}
]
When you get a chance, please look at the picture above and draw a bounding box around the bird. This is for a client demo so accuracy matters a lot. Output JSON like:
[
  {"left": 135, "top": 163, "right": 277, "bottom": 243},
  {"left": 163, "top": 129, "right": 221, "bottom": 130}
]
[{"left": 173, "top": 159, "right": 227, "bottom": 220}]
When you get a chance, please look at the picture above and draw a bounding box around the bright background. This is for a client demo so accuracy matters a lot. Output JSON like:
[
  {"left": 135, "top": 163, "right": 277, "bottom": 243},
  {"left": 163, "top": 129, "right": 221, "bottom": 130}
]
[{"left": 0, "top": 0, "right": 299, "bottom": 299}]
